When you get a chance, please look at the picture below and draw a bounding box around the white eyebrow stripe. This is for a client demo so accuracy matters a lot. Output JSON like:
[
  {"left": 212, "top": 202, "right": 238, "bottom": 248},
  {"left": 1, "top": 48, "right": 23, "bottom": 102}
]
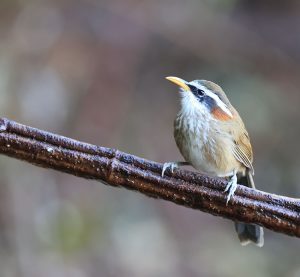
[{"left": 192, "top": 83, "right": 233, "bottom": 118}]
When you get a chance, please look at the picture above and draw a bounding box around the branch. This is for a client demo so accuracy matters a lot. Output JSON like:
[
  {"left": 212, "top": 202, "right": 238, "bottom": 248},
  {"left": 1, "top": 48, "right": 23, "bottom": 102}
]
[{"left": 0, "top": 117, "right": 299, "bottom": 238}]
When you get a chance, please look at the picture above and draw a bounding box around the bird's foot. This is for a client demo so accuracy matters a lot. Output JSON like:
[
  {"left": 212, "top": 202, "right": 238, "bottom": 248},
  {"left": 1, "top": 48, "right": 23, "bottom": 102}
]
[
  {"left": 224, "top": 172, "right": 237, "bottom": 204},
  {"left": 161, "top": 162, "right": 180, "bottom": 177}
]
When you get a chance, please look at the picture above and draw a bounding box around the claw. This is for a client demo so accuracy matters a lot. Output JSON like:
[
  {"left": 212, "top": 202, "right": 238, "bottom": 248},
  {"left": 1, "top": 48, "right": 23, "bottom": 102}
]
[
  {"left": 225, "top": 173, "right": 237, "bottom": 204},
  {"left": 162, "top": 162, "right": 179, "bottom": 177}
]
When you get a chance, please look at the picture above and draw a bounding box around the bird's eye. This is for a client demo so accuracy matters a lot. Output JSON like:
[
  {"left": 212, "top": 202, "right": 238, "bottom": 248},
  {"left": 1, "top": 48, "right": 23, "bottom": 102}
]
[
  {"left": 189, "top": 85, "right": 205, "bottom": 98},
  {"left": 197, "top": 89, "right": 204, "bottom": 96}
]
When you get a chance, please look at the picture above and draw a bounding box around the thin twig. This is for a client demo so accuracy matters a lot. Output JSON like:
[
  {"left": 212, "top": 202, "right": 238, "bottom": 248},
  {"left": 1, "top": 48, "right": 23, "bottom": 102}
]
[{"left": 0, "top": 117, "right": 299, "bottom": 237}]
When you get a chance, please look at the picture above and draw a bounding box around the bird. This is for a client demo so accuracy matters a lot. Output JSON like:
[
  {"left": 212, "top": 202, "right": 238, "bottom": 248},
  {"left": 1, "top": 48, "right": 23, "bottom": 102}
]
[{"left": 162, "top": 76, "right": 264, "bottom": 247}]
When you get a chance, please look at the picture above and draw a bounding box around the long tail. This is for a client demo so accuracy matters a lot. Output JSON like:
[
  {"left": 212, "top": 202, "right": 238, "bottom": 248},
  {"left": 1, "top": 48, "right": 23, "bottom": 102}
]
[{"left": 235, "top": 171, "right": 264, "bottom": 247}]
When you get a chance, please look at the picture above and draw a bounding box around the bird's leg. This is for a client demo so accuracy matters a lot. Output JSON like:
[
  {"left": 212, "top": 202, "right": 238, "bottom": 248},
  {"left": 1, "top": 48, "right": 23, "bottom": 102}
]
[
  {"left": 161, "top": 161, "right": 190, "bottom": 177},
  {"left": 224, "top": 170, "right": 238, "bottom": 204}
]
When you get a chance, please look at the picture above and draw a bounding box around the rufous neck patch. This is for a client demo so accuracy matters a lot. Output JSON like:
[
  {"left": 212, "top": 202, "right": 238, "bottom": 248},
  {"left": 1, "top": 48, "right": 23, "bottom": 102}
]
[{"left": 211, "top": 107, "right": 232, "bottom": 121}]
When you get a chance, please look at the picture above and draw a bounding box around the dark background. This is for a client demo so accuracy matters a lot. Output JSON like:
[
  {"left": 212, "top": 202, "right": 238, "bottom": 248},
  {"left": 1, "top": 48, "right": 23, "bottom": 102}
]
[{"left": 0, "top": 0, "right": 299, "bottom": 276}]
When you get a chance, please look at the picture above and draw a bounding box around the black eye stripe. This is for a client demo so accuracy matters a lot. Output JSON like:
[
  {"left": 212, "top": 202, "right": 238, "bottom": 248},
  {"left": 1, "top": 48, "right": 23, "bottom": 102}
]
[
  {"left": 188, "top": 85, "right": 204, "bottom": 97},
  {"left": 188, "top": 84, "right": 197, "bottom": 93},
  {"left": 198, "top": 89, "right": 204, "bottom": 96}
]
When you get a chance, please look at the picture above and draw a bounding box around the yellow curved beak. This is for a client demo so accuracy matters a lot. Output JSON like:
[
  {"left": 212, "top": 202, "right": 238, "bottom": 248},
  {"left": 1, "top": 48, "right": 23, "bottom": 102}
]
[{"left": 165, "top": 76, "right": 190, "bottom": 91}]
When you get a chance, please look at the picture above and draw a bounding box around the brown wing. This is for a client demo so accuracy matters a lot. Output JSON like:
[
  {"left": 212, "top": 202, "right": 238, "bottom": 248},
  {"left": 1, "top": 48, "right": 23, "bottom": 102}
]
[
  {"left": 200, "top": 81, "right": 255, "bottom": 174},
  {"left": 233, "top": 131, "right": 254, "bottom": 174}
]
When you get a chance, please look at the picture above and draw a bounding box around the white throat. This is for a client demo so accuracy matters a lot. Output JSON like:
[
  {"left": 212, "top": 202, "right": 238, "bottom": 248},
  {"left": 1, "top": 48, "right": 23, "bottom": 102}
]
[
  {"left": 174, "top": 90, "right": 217, "bottom": 173},
  {"left": 179, "top": 90, "right": 210, "bottom": 119},
  {"left": 177, "top": 90, "right": 212, "bottom": 143}
]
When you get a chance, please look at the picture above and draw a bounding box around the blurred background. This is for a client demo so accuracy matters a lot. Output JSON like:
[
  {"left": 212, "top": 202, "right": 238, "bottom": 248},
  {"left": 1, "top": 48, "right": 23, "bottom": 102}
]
[{"left": 0, "top": 0, "right": 299, "bottom": 276}]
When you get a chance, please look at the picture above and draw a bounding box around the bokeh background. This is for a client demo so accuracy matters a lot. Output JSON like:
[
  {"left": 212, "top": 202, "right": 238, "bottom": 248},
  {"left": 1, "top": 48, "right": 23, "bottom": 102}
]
[{"left": 0, "top": 0, "right": 299, "bottom": 276}]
